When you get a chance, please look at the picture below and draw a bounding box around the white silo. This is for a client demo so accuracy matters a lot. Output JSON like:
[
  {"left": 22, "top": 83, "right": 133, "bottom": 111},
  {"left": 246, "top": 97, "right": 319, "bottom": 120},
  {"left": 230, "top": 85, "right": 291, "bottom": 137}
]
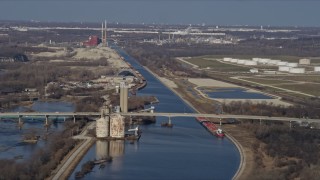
[
  {"left": 287, "top": 63, "right": 298, "bottom": 67},
  {"left": 278, "top": 66, "right": 291, "bottom": 72},
  {"left": 252, "top": 58, "right": 260, "bottom": 62},
  {"left": 223, "top": 57, "right": 232, "bottom": 62},
  {"left": 244, "top": 61, "right": 258, "bottom": 66},
  {"left": 277, "top": 61, "right": 288, "bottom": 66},
  {"left": 96, "top": 116, "right": 110, "bottom": 138},
  {"left": 314, "top": 66, "right": 320, "bottom": 72},
  {"left": 289, "top": 68, "right": 305, "bottom": 74},
  {"left": 230, "top": 59, "right": 238, "bottom": 63},
  {"left": 237, "top": 59, "right": 246, "bottom": 64},
  {"left": 299, "top": 59, "right": 310, "bottom": 65}
]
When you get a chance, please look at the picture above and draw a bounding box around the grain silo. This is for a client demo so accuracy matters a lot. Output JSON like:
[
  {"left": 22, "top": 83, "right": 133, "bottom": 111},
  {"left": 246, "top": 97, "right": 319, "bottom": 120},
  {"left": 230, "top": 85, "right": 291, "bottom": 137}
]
[
  {"left": 289, "top": 68, "right": 305, "bottom": 74},
  {"left": 96, "top": 116, "right": 110, "bottom": 138},
  {"left": 110, "top": 114, "right": 125, "bottom": 138},
  {"left": 299, "top": 59, "right": 311, "bottom": 65}
]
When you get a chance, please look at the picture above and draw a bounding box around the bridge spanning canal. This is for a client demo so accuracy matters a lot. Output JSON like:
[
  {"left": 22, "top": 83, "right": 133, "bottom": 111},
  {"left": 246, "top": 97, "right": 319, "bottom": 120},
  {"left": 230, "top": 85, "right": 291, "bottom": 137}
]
[{"left": 1, "top": 111, "right": 319, "bottom": 123}]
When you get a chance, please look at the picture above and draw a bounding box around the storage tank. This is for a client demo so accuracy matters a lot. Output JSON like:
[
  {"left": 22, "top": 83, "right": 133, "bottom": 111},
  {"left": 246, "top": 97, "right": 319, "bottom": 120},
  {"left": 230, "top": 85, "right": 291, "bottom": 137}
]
[
  {"left": 258, "top": 58, "right": 269, "bottom": 64},
  {"left": 223, "top": 57, "right": 232, "bottom": 62},
  {"left": 287, "top": 63, "right": 298, "bottom": 67},
  {"left": 314, "top": 66, "right": 320, "bottom": 72},
  {"left": 278, "top": 66, "right": 291, "bottom": 72},
  {"left": 252, "top": 58, "right": 260, "bottom": 62},
  {"left": 230, "top": 59, "right": 238, "bottom": 63},
  {"left": 96, "top": 116, "right": 110, "bottom": 138},
  {"left": 269, "top": 60, "right": 281, "bottom": 65},
  {"left": 244, "top": 61, "right": 258, "bottom": 66},
  {"left": 277, "top": 61, "right": 288, "bottom": 66},
  {"left": 299, "top": 58, "right": 310, "bottom": 65},
  {"left": 289, "top": 68, "right": 305, "bottom": 74},
  {"left": 237, "top": 59, "right": 246, "bottom": 64},
  {"left": 110, "top": 114, "right": 125, "bottom": 138}
]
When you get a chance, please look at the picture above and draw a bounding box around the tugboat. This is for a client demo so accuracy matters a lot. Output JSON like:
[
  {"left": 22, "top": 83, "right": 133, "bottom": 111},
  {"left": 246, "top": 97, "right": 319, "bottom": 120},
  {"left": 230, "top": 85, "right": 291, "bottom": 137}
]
[{"left": 215, "top": 128, "right": 225, "bottom": 138}]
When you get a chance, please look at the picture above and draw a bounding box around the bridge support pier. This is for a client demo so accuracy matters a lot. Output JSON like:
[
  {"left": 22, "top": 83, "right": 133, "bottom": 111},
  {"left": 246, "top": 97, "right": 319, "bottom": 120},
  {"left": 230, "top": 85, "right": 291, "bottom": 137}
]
[
  {"left": 44, "top": 115, "right": 50, "bottom": 131},
  {"left": 260, "top": 119, "right": 262, "bottom": 126},
  {"left": 73, "top": 116, "right": 76, "bottom": 123},
  {"left": 289, "top": 121, "right": 292, "bottom": 129},
  {"left": 18, "top": 116, "right": 23, "bottom": 130},
  {"left": 219, "top": 119, "right": 222, "bottom": 127}
]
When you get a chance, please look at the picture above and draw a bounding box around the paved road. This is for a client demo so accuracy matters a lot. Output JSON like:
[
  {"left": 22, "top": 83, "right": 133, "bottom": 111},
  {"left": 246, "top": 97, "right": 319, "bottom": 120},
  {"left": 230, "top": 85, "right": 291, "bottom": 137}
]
[{"left": 1, "top": 112, "right": 319, "bottom": 123}]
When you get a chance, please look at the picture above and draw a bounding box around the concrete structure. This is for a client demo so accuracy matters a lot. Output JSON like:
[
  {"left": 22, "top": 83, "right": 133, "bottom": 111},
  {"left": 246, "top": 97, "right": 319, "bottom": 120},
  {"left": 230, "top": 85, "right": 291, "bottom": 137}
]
[
  {"left": 289, "top": 68, "right": 305, "bottom": 74},
  {"left": 119, "top": 82, "right": 128, "bottom": 113},
  {"left": 314, "top": 66, "right": 320, "bottom": 72},
  {"left": 299, "top": 58, "right": 311, "bottom": 65},
  {"left": 96, "top": 116, "right": 110, "bottom": 138},
  {"left": 115, "top": 85, "right": 120, "bottom": 93},
  {"left": 278, "top": 66, "right": 291, "bottom": 72},
  {"left": 110, "top": 114, "right": 125, "bottom": 138}
]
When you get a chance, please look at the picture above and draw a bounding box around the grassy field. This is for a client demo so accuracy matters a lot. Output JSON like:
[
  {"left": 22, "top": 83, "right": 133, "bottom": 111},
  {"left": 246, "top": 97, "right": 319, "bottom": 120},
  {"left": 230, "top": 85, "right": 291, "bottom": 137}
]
[
  {"left": 241, "top": 77, "right": 294, "bottom": 85},
  {"left": 276, "top": 83, "right": 320, "bottom": 96},
  {"left": 185, "top": 58, "right": 250, "bottom": 72},
  {"left": 267, "top": 75, "right": 320, "bottom": 83}
]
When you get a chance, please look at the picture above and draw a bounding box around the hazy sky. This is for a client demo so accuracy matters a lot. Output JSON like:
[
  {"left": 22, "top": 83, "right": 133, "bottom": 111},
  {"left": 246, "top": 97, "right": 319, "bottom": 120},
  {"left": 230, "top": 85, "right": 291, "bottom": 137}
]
[{"left": 1, "top": 0, "right": 320, "bottom": 27}]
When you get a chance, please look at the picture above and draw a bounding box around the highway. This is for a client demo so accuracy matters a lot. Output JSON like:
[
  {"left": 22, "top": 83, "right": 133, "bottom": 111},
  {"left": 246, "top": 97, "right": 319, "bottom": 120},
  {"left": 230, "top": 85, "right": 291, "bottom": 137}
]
[{"left": 1, "top": 112, "right": 319, "bottom": 123}]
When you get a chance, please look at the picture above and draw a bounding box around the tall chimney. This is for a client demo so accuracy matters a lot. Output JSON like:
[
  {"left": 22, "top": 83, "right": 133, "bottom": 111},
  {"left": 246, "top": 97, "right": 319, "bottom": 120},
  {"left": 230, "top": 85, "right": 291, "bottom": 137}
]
[{"left": 104, "top": 20, "right": 107, "bottom": 46}]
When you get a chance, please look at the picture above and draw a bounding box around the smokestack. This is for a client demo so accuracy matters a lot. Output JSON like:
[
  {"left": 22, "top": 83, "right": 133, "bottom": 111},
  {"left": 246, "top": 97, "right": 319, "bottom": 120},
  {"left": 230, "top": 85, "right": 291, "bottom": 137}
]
[
  {"left": 104, "top": 20, "right": 107, "bottom": 46},
  {"left": 101, "top": 22, "right": 104, "bottom": 44}
]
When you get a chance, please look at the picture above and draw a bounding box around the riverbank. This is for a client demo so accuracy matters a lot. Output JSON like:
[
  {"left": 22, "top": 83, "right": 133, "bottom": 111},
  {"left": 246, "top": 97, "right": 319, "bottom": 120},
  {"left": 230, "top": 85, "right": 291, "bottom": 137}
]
[{"left": 143, "top": 66, "right": 246, "bottom": 180}]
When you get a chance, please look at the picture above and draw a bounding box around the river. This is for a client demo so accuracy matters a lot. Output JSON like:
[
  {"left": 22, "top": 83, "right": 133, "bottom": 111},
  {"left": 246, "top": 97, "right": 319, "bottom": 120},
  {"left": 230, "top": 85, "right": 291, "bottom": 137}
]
[
  {"left": 0, "top": 101, "right": 75, "bottom": 160},
  {"left": 70, "top": 46, "right": 240, "bottom": 180}
]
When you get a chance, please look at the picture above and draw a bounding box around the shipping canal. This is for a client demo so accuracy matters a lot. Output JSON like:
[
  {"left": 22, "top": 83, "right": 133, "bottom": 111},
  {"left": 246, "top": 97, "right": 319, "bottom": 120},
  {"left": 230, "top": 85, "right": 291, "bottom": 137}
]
[{"left": 70, "top": 46, "right": 240, "bottom": 180}]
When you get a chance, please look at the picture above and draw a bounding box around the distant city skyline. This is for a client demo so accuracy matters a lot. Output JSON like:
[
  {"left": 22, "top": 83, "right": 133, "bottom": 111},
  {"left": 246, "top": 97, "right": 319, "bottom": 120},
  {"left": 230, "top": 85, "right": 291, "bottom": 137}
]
[{"left": 0, "top": 0, "right": 320, "bottom": 27}]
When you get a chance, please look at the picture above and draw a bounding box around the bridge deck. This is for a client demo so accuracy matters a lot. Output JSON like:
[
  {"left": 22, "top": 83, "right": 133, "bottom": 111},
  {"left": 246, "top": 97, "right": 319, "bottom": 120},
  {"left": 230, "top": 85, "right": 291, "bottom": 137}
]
[{"left": 0, "top": 112, "right": 319, "bottom": 123}]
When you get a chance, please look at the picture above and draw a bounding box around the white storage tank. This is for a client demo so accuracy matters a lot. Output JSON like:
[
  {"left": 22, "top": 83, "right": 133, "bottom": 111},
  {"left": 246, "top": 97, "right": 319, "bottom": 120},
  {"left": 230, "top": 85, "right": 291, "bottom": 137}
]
[
  {"left": 96, "top": 116, "right": 110, "bottom": 138},
  {"left": 287, "top": 63, "right": 298, "bottom": 67},
  {"left": 237, "top": 59, "right": 246, "bottom": 64},
  {"left": 244, "top": 61, "right": 258, "bottom": 66},
  {"left": 252, "top": 58, "right": 260, "bottom": 62},
  {"left": 289, "top": 68, "right": 305, "bottom": 74},
  {"left": 269, "top": 60, "right": 281, "bottom": 65},
  {"left": 314, "top": 66, "right": 320, "bottom": 72},
  {"left": 230, "top": 59, "right": 238, "bottom": 63},
  {"left": 299, "top": 58, "right": 311, "bottom": 65},
  {"left": 258, "top": 58, "right": 269, "bottom": 64},
  {"left": 278, "top": 66, "right": 291, "bottom": 72},
  {"left": 223, "top": 57, "right": 232, "bottom": 62},
  {"left": 277, "top": 61, "right": 288, "bottom": 66}
]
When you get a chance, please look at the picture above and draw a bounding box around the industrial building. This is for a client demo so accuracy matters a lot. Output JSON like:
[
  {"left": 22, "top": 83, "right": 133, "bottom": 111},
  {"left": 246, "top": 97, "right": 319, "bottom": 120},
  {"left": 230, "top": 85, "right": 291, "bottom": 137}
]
[
  {"left": 289, "top": 68, "right": 305, "bottom": 74},
  {"left": 82, "top": 35, "right": 101, "bottom": 46},
  {"left": 314, "top": 66, "right": 320, "bottom": 72}
]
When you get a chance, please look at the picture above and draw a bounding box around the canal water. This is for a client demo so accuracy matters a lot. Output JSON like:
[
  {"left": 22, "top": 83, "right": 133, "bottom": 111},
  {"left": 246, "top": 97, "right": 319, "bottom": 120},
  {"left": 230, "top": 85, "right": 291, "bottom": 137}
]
[
  {"left": 0, "top": 101, "right": 75, "bottom": 160},
  {"left": 70, "top": 47, "right": 240, "bottom": 180}
]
